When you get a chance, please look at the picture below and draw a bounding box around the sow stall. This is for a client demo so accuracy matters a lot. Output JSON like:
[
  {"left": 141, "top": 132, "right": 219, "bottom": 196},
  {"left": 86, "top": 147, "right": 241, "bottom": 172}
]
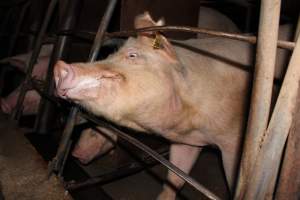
[{"left": 0, "top": 0, "right": 299, "bottom": 199}]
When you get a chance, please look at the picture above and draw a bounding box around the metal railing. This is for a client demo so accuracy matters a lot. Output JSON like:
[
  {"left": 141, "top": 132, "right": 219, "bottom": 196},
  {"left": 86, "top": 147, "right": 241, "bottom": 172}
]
[{"left": 5, "top": 0, "right": 299, "bottom": 199}]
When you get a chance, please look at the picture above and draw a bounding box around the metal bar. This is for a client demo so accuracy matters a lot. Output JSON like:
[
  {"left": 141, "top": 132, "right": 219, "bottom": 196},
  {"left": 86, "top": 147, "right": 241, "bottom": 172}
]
[
  {"left": 10, "top": 0, "right": 59, "bottom": 121},
  {"left": 34, "top": 0, "right": 82, "bottom": 134},
  {"left": 79, "top": 112, "right": 221, "bottom": 200},
  {"left": 262, "top": 15, "right": 300, "bottom": 200},
  {"left": 64, "top": 144, "right": 169, "bottom": 190},
  {"left": 49, "top": 0, "right": 118, "bottom": 174},
  {"left": 65, "top": 27, "right": 295, "bottom": 50},
  {"left": 274, "top": 86, "right": 300, "bottom": 199},
  {"left": 242, "top": 32, "right": 300, "bottom": 200},
  {"left": 234, "top": 0, "right": 282, "bottom": 199}
]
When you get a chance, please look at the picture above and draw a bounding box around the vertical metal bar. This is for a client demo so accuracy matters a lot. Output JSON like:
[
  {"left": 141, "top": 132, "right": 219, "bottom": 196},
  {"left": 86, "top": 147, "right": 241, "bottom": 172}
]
[
  {"left": 10, "top": 0, "right": 59, "bottom": 121},
  {"left": 242, "top": 32, "right": 300, "bottom": 200},
  {"left": 234, "top": 0, "right": 281, "bottom": 199},
  {"left": 274, "top": 89, "right": 300, "bottom": 200},
  {"left": 50, "top": 0, "right": 118, "bottom": 174},
  {"left": 271, "top": 15, "right": 300, "bottom": 200},
  {"left": 34, "top": 0, "right": 82, "bottom": 134}
]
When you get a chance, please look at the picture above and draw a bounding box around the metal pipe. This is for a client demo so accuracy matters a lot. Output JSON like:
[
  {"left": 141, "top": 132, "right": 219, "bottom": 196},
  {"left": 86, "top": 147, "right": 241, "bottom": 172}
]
[
  {"left": 242, "top": 30, "right": 300, "bottom": 200},
  {"left": 265, "top": 15, "right": 300, "bottom": 200},
  {"left": 79, "top": 112, "right": 221, "bottom": 200},
  {"left": 34, "top": 0, "right": 82, "bottom": 134},
  {"left": 67, "top": 26, "right": 295, "bottom": 50},
  {"left": 49, "top": 0, "right": 118, "bottom": 174},
  {"left": 234, "top": 0, "right": 281, "bottom": 199},
  {"left": 274, "top": 88, "right": 300, "bottom": 199},
  {"left": 11, "top": 0, "right": 59, "bottom": 121}
]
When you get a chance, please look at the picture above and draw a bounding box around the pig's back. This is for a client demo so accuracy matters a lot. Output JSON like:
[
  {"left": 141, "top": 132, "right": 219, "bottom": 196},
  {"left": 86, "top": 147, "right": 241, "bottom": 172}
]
[{"left": 174, "top": 38, "right": 253, "bottom": 141}]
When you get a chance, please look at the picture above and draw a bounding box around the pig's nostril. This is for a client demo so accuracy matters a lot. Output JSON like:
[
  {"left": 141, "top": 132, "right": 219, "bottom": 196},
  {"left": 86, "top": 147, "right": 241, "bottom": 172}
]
[
  {"left": 60, "top": 68, "right": 68, "bottom": 80},
  {"left": 56, "top": 64, "right": 76, "bottom": 92}
]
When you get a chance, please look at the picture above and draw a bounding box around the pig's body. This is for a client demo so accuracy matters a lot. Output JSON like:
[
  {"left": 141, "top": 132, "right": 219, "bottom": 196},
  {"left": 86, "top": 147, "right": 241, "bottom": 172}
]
[
  {"left": 0, "top": 45, "right": 52, "bottom": 115},
  {"left": 71, "top": 7, "right": 242, "bottom": 164},
  {"left": 72, "top": 128, "right": 117, "bottom": 164},
  {"left": 54, "top": 13, "right": 293, "bottom": 200},
  {"left": 198, "top": 6, "right": 240, "bottom": 38}
]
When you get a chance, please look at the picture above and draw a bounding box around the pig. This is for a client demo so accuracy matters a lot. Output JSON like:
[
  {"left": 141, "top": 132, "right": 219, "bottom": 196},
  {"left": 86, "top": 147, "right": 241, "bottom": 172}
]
[
  {"left": 198, "top": 6, "right": 240, "bottom": 38},
  {"left": 71, "top": 6, "right": 242, "bottom": 165},
  {"left": 54, "top": 13, "right": 293, "bottom": 200},
  {"left": 72, "top": 127, "right": 117, "bottom": 164},
  {"left": 0, "top": 44, "right": 53, "bottom": 115}
]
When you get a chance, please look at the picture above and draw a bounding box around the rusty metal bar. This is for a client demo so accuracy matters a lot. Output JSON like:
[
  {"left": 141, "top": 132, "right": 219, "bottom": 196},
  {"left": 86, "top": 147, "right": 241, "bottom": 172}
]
[
  {"left": 234, "top": 0, "right": 282, "bottom": 199},
  {"left": 78, "top": 112, "right": 221, "bottom": 200},
  {"left": 34, "top": 0, "right": 82, "bottom": 134},
  {"left": 274, "top": 86, "right": 300, "bottom": 199},
  {"left": 242, "top": 31, "right": 300, "bottom": 200},
  {"left": 49, "top": 0, "right": 118, "bottom": 175},
  {"left": 10, "top": 0, "right": 59, "bottom": 121},
  {"left": 267, "top": 15, "right": 300, "bottom": 200},
  {"left": 65, "top": 26, "right": 295, "bottom": 50}
]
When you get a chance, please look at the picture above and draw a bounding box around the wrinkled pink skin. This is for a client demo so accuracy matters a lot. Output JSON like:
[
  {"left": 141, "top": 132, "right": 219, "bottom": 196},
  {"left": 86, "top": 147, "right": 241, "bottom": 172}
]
[
  {"left": 0, "top": 45, "right": 52, "bottom": 115},
  {"left": 54, "top": 13, "right": 292, "bottom": 200},
  {"left": 72, "top": 128, "right": 117, "bottom": 164}
]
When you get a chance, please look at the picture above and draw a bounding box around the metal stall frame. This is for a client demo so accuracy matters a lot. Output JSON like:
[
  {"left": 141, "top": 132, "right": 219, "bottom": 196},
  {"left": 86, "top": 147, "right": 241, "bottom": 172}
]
[
  {"left": 9, "top": 0, "right": 299, "bottom": 199},
  {"left": 10, "top": 0, "right": 59, "bottom": 121},
  {"left": 0, "top": 0, "right": 31, "bottom": 96}
]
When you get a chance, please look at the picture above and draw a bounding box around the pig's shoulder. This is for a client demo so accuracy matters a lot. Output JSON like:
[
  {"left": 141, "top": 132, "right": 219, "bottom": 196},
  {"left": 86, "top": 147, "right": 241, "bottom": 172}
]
[{"left": 172, "top": 38, "right": 254, "bottom": 72}]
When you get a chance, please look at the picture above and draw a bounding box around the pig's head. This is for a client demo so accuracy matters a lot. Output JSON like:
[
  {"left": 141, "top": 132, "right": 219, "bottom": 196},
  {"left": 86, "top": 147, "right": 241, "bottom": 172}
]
[
  {"left": 72, "top": 128, "right": 116, "bottom": 164},
  {"left": 54, "top": 12, "right": 186, "bottom": 132}
]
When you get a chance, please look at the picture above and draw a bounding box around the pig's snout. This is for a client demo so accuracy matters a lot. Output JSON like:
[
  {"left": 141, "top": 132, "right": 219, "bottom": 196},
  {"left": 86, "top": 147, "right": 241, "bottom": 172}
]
[{"left": 54, "top": 61, "right": 77, "bottom": 97}]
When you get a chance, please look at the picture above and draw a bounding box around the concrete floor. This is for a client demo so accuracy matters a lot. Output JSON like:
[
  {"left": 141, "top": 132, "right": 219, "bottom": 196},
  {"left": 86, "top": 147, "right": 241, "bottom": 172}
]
[
  {"left": 0, "top": 114, "right": 72, "bottom": 200},
  {"left": 0, "top": 112, "right": 229, "bottom": 200}
]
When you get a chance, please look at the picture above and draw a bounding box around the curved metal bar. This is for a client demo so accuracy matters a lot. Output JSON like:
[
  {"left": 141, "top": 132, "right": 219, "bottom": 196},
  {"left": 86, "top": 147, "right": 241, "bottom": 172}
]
[
  {"left": 62, "top": 26, "right": 294, "bottom": 50},
  {"left": 80, "top": 112, "right": 221, "bottom": 200},
  {"left": 11, "top": 0, "right": 59, "bottom": 121},
  {"left": 49, "top": 0, "right": 118, "bottom": 176}
]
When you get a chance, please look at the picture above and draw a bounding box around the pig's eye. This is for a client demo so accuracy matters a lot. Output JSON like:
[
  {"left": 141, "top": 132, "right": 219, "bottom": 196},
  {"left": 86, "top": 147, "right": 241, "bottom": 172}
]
[{"left": 127, "top": 52, "right": 138, "bottom": 59}]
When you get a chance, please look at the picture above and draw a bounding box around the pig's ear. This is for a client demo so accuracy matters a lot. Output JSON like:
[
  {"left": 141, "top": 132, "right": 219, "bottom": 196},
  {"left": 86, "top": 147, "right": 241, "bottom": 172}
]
[
  {"left": 134, "top": 12, "right": 178, "bottom": 61},
  {"left": 155, "top": 34, "right": 179, "bottom": 62},
  {"left": 134, "top": 11, "right": 164, "bottom": 30}
]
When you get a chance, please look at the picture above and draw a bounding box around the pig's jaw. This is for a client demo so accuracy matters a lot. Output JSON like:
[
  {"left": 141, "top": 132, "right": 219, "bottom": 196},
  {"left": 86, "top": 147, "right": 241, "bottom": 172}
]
[{"left": 60, "top": 77, "right": 101, "bottom": 100}]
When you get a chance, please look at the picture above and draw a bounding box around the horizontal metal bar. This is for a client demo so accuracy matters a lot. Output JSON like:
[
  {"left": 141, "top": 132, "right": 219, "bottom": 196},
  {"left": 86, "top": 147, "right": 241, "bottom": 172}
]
[
  {"left": 55, "top": 26, "right": 294, "bottom": 50},
  {"left": 64, "top": 146, "right": 169, "bottom": 190},
  {"left": 79, "top": 112, "right": 221, "bottom": 200}
]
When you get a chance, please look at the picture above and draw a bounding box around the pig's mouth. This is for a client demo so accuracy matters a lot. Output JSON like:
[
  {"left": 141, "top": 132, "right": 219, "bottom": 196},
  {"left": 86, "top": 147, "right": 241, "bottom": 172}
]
[
  {"left": 56, "top": 77, "right": 101, "bottom": 100},
  {"left": 54, "top": 61, "right": 124, "bottom": 102}
]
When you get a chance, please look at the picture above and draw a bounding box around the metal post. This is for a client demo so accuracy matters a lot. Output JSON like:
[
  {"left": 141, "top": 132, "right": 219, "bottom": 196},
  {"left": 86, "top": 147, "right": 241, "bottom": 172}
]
[
  {"left": 234, "top": 0, "right": 281, "bottom": 199},
  {"left": 49, "top": 0, "right": 118, "bottom": 174},
  {"left": 34, "top": 0, "right": 82, "bottom": 134},
  {"left": 273, "top": 15, "right": 300, "bottom": 200},
  {"left": 241, "top": 31, "right": 300, "bottom": 200},
  {"left": 10, "top": 0, "right": 59, "bottom": 121}
]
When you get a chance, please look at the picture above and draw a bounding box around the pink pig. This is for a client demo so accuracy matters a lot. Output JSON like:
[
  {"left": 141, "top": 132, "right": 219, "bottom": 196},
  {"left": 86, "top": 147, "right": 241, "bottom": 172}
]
[{"left": 54, "top": 12, "right": 292, "bottom": 200}]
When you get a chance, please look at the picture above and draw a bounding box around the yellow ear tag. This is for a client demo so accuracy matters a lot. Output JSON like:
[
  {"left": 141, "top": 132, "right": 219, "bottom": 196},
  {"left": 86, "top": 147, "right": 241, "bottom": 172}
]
[{"left": 152, "top": 33, "right": 162, "bottom": 49}]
